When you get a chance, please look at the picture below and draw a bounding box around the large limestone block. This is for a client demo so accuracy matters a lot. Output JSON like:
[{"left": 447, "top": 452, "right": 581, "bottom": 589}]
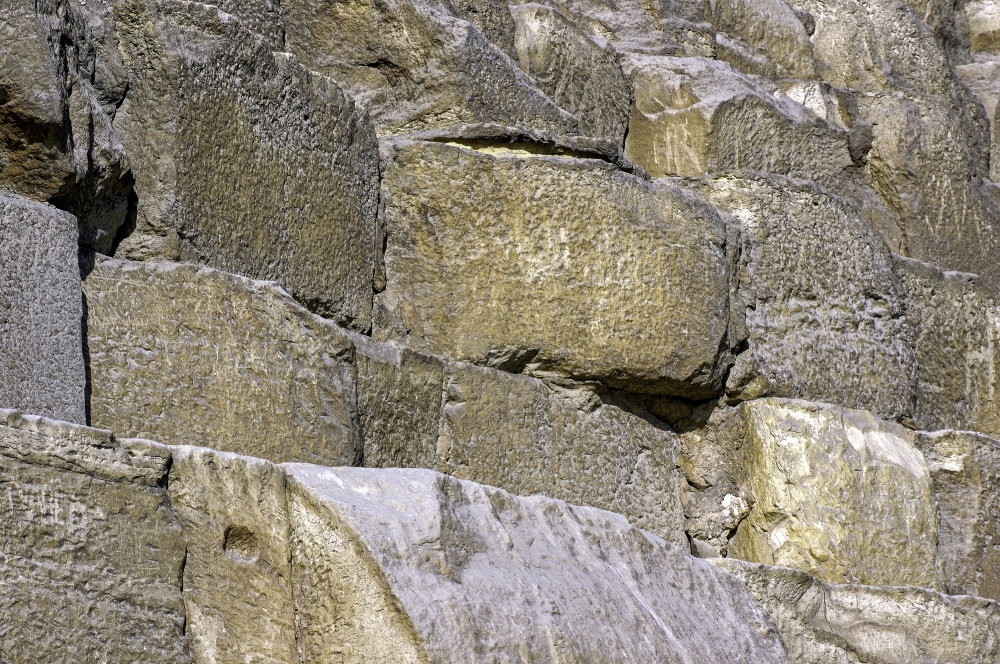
[
  {"left": 894, "top": 255, "right": 1000, "bottom": 437},
  {"left": 112, "top": 0, "right": 378, "bottom": 326},
  {"left": 954, "top": 60, "right": 1000, "bottom": 180},
  {"left": 82, "top": 256, "right": 361, "bottom": 466},
  {"left": 717, "top": 559, "right": 1000, "bottom": 664},
  {"left": 916, "top": 430, "right": 1000, "bottom": 600},
  {"left": 375, "top": 136, "right": 736, "bottom": 398},
  {"left": 511, "top": 4, "right": 630, "bottom": 145},
  {"left": 621, "top": 56, "right": 852, "bottom": 179},
  {"left": 689, "top": 176, "right": 914, "bottom": 420},
  {"left": 729, "top": 399, "right": 939, "bottom": 588},
  {"left": 438, "top": 360, "right": 685, "bottom": 543},
  {"left": 966, "top": 0, "right": 1000, "bottom": 54},
  {"left": 285, "top": 465, "right": 791, "bottom": 663},
  {"left": 0, "top": 411, "right": 189, "bottom": 662},
  {"left": 281, "top": 0, "right": 577, "bottom": 135},
  {"left": 0, "top": 197, "right": 85, "bottom": 423},
  {"left": 708, "top": 0, "right": 816, "bottom": 79},
  {"left": 166, "top": 445, "right": 297, "bottom": 664},
  {"left": 1, "top": 0, "right": 133, "bottom": 251}
]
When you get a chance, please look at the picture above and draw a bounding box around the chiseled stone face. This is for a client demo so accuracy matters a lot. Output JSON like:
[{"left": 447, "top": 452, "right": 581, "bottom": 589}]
[
  {"left": 284, "top": 465, "right": 791, "bottom": 664},
  {"left": 690, "top": 176, "right": 915, "bottom": 421},
  {"left": 708, "top": 0, "right": 816, "bottom": 79},
  {"left": 376, "top": 137, "right": 735, "bottom": 398},
  {"left": 716, "top": 559, "right": 1000, "bottom": 664},
  {"left": 0, "top": 411, "right": 189, "bottom": 663},
  {"left": 729, "top": 398, "right": 939, "bottom": 588},
  {"left": 111, "top": 0, "right": 378, "bottom": 327},
  {"left": 83, "top": 256, "right": 361, "bottom": 467},
  {"left": 894, "top": 255, "right": 1000, "bottom": 438},
  {"left": 916, "top": 430, "right": 1000, "bottom": 601},
  {"left": 511, "top": 3, "right": 631, "bottom": 145},
  {"left": 281, "top": 0, "right": 577, "bottom": 135},
  {"left": 0, "top": 196, "right": 85, "bottom": 424}
]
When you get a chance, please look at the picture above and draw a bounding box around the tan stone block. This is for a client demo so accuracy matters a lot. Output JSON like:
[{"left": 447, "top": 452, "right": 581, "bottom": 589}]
[
  {"left": 729, "top": 398, "right": 939, "bottom": 588},
  {"left": 709, "top": 0, "right": 816, "bottom": 79},
  {"left": 83, "top": 257, "right": 360, "bottom": 466},
  {"left": 284, "top": 465, "right": 791, "bottom": 663},
  {"left": 716, "top": 559, "right": 1000, "bottom": 664},
  {"left": 376, "top": 136, "right": 735, "bottom": 398},
  {"left": 916, "top": 430, "right": 1000, "bottom": 600},
  {"left": 0, "top": 411, "right": 189, "bottom": 662}
]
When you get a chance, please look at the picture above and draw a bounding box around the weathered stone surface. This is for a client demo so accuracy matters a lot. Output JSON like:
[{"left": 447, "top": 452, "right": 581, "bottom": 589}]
[
  {"left": 285, "top": 464, "right": 791, "bottom": 663},
  {"left": 111, "top": 0, "right": 378, "bottom": 326},
  {"left": 281, "top": 0, "right": 577, "bottom": 135},
  {"left": 511, "top": 4, "right": 630, "bottom": 144},
  {"left": 375, "top": 136, "right": 736, "bottom": 398},
  {"left": 0, "top": 411, "right": 189, "bottom": 662},
  {"left": 1, "top": 0, "right": 133, "bottom": 252},
  {"left": 83, "top": 256, "right": 360, "bottom": 466},
  {"left": 953, "top": 60, "right": 1000, "bottom": 180},
  {"left": 688, "top": 176, "right": 915, "bottom": 420},
  {"left": 621, "top": 56, "right": 852, "bottom": 179},
  {"left": 894, "top": 254, "right": 1000, "bottom": 437},
  {"left": 352, "top": 332, "right": 444, "bottom": 470},
  {"left": 729, "top": 399, "right": 939, "bottom": 588},
  {"left": 0, "top": 196, "right": 85, "bottom": 423},
  {"left": 708, "top": 0, "right": 817, "bottom": 79},
  {"left": 716, "top": 559, "right": 1000, "bottom": 664},
  {"left": 915, "top": 430, "right": 1000, "bottom": 600},
  {"left": 167, "top": 445, "right": 297, "bottom": 664}
]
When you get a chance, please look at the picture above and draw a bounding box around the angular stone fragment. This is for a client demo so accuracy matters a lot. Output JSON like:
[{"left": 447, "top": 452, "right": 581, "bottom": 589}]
[
  {"left": 894, "top": 255, "right": 1000, "bottom": 437},
  {"left": 281, "top": 0, "right": 576, "bottom": 135},
  {"left": 0, "top": 197, "right": 85, "bottom": 423},
  {"left": 689, "top": 176, "right": 914, "bottom": 420},
  {"left": 708, "top": 0, "right": 816, "bottom": 79},
  {"left": 376, "top": 136, "right": 735, "bottom": 398},
  {"left": 285, "top": 465, "right": 791, "bottom": 663},
  {"left": 83, "top": 256, "right": 360, "bottom": 466},
  {"left": 729, "top": 398, "right": 939, "bottom": 588},
  {"left": 962, "top": 0, "right": 1000, "bottom": 55},
  {"left": 0, "top": 411, "right": 189, "bottom": 662},
  {"left": 112, "top": 0, "right": 378, "bottom": 326},
  {"left": 621, "top": 56, "right": 851, "bottom": 179},
  {"left": 166, "top": 445, "right": 297, "bottom": 664},
  {"left": 716, "top": 559, "right": 1000, "bottom": 664},
  {"left": 511, "top": 4, "right": 631, "bottom": 144},
  {"left": 915, "top": 430, "right": 1000, "bottom": 600}
]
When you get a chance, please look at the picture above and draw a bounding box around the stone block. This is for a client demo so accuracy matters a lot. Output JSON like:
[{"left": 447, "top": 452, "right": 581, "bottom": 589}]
[
  {"left": 708, "top": 0, "right": 816, "bottom": 79},
  {"left": 916, "top": 430, "right": 1000, "bottom": 600},
  {"left": 0, "top": 411, "right": 189, "bottom": 662},
  {"left": 284, "top": 464, "right": 791, "bottom": 663},
  {"left": 717, "top": 559, "right": 1000, "bottom": 664},
  {"left": 729, "top": 398, "right": 939, "bottom": 588},
  {"left": 0, "top": 196, "right": 85, "bottom": 423},
  {"left": 83, "top": 256, "right": 360, "bottom": 466},
  {"left": 111, "top": 0, "right": 378, "bottom": 326},
  {"left": 375, "top": 136, "right": 735, "bottom": 398}
]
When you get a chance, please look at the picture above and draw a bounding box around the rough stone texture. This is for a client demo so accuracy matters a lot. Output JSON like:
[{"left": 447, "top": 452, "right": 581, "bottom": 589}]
[
  {"left": 689, "top": 176, "right": 915, "bottom": 420},
  {"left": 83, "top": 256, "right": 361, "bottom": 466},
  {"left": 708, "top": 0, "right": 817, "bottom": 79},
  {"left": 0, "top": 0, "right": 133, "bottom": 252},
  {"left": 167, "top": 445, "right": 297, "bottom": 664},
  {"left": 285, "top": 465, "right": 791, "bottom": 663},
  {"left": 915, "top": 429, "right": 1000, "bottom": 601},
  {"left": 729, "top": 398, "right": 939, "bottom": 588},
  {"left": 111, "top": 0, "right": 378, "bottom": 327},
  {"left": 511, "top": 4, "right": 631, "bottom": 145},
  {"left": 0, "top": 196, "right": 86, "bottom": 424},
  {"left": 281, "top": 0, "right": 577, "bottom": 135},
  {"left": 621, "top": 56, "right": 852, "bottom": 180},
  {"left": 894, "top": 254, "right": 1000, "bottom": 437},
  {"left": 375, "top": 137, "right": 736, "bottom": 398},
  {"left": 351, "top": 332, "right": 444, "bottom": 470},
  {"left": 437, "top": 360, "right": 685, "bottom": 544},
  {"left": 0, "top": 411, "right": 189, "bottom": 662},
  {"left": 716, "top": 559, "right": 1000, "bottom": 664}
]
